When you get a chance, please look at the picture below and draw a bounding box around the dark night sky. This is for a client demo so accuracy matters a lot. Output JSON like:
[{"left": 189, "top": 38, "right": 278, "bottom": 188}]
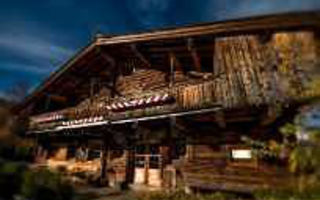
[{"left": 0, "top": 0, "right": 319, "bottom": 97}]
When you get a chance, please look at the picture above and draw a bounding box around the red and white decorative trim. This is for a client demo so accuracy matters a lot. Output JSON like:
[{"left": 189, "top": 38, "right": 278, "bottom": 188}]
[
  {"left": 105, "top": 93, "right": 173, "bottom": 112},
  {"left": 31, "top": 113, "right": 65, "bottom": 123},
  {"left": 62, "top": 116, "right": 104, "bottom": 127}
]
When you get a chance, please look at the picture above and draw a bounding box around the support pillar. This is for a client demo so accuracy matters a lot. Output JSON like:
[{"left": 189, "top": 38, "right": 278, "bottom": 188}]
[
  {"left": 186, "top": 144, "right": 195, "bottom": 161},
  {"left": 125, "top": 148, "right": 135, "bottom": 184},
  {"left": 125, "top": 122, "right": 137, "bottom": 185},
  {"left": 100, "top": 134, "right": 108, "bottom": 186},
  {"left": 166, "top": 116, "right": 176, "bottom": 163},
  {"left": 169, "top": 53, "right": 175, "bottom": 87}
]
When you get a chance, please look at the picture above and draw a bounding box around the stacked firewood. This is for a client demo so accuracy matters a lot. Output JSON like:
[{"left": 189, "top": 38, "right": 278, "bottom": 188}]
[
  {"left": 63, "top": 87, "right": 111, "bottom": 121},
  {"left": 116, "top": 69, "right": 167, "bottom": 96},
  {"left": 116, "top": 69, "right": 189, "bottom": 96},
  {"left": 73, "top": 69, "right": 217, "bottom": 117}
]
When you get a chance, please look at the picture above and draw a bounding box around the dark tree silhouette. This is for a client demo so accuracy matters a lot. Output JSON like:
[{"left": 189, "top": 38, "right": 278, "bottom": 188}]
[{"left": 5, "top": 80, "right": 31, "bottom": 103}]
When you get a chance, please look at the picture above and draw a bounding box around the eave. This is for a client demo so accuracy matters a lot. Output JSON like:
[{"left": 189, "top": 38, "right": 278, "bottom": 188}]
[{"left": 15, "top": 11, "right": 320, "bottom": 115}]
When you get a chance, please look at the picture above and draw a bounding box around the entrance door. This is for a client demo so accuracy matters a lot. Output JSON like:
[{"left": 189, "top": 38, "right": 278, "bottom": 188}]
[{"left": 134, "top": 145, "right": 163, "bottom": 187}]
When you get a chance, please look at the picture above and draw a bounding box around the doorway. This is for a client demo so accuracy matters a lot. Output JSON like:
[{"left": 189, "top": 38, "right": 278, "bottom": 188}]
[{"left": 134, "top": 145, "right": 163, "bottom": 187}]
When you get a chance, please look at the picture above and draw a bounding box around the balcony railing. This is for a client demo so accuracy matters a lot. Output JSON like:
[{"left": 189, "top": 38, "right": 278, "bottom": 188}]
[
  {"left": 28, "top": 80, "right": 221, "bottom": 132},
  {"left": 28, "top": 72, "right": 320, "bottom": 133}
]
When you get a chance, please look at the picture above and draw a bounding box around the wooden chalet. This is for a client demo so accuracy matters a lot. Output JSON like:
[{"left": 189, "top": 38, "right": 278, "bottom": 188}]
[{"left": 17, "top": 11, "right": 320, "bottom": 192}]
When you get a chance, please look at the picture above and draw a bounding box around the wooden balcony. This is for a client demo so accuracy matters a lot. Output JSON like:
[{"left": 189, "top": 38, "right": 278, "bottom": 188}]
[{"left": 28, "top": 80, "right": 223, "bottom": 133}]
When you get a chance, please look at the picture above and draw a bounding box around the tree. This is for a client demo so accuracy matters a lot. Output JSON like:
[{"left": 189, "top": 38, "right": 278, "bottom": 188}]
[{"left": 5, "top": 80, "right": 31, "bottom": 103}]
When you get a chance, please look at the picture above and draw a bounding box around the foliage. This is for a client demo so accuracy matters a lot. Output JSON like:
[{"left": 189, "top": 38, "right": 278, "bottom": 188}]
[
  {"left": 289, "top": 145, "right": 320, "bottom": 174},
  {"left": 0, "top": 161, "right": 27, "bottom": 200},
  {"left": 0, "top": 160, "right": 74, "bottom": 200},
  {"left": 253, "top": 105, "right": 320, "bottom": 200},
  {"left": 136, "top": 191, "right": 236, "bottom": 200},
  {"left": 254, "top": 187, "right": 320, "bottom": 200},
  {"left": 21, "top": 169, "right": 74, "bottom": 200},
  {"left": 241, "top": 136, "right": 281, "bottom": 161},
  {"left": 279, "top": 123, "right": 297, "bottom": 138}
]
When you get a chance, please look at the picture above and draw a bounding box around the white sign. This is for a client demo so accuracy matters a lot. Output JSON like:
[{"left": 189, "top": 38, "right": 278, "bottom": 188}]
[{"left": 232, "top": 149, "right": 252, "bottom": 159}]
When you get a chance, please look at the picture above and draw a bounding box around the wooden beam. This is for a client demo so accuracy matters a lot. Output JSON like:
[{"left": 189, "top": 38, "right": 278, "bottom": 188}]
[
  {"left": 147, "top": 45, "right": 213, "bottom": 53},
  {"left": 99, "top": 51, "right": 116, "bottom": 68},
  {"left": 96, "top": 12, "right": 320, "bottom": 45},
  {"left": 46, "top": 94, "right": 68, "bottom": 102},
  {"left": 98, "top": 51, "right": 119, "bottom": 97},
  {"left": 169, "top": 53, "right": 175, "bottom": 87},
  {"left": 111, "top": 107, "right": 222, "bottom": 125},
  {"left": 187, "top": 38, "right": 201, "bottom": 72},
  {"left": 169, "top": 52, "right": 183, "bottom": 72},
  {"left": 130, "top": 44, "right": 151, "bottom": 67}
]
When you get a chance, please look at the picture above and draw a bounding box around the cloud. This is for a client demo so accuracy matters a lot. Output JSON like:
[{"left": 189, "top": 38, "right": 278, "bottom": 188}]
[
  {"left": 0, "top": 20, "right": 76, "bottom": 78},
  {"left": 0, "top": 33, "right": 74, "bottom": 66},
  {"left": 126, "top": 0, "right": 172, "bottom": 27},
  {"left": 203, "top": 0, "right": 320, "bottom": 21},
  {"left": 136, "top": 0, "right": 170, "bottom": 11},
  {"left": 0, "top": 62, "right": 54, "bottom": 75}
]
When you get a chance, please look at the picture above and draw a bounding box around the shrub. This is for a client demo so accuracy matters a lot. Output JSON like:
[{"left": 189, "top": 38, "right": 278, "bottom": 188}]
[
  {"left": 0, "top": 161, "right": 27, "bottom": 199},
  {"left": 136, "top": 191, "right": 236, "bottom": 200},
  {"left": 21, "top": 169, "right": 74, "bottom": 200}
]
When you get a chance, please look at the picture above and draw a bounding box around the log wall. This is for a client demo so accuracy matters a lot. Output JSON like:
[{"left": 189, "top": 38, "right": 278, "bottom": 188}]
[{"left": 214, "top": 31, "right": 320, "bottom": 108}]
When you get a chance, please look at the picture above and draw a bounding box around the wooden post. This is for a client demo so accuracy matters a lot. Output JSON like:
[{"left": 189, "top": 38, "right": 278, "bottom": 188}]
[
  {"left": 187, "top": 38, "right": 201, "bottom": 72},
  {"left": 169, "top": 53, "right": 175, "bottom": 88},
  {"left": 186, "top": 144, "right": 195, "bottom": 161},
  {"left": 145, "top": 155, "right": 150, "bottom": 185},
  {"left": 125, "top": 148, "right": 135, "bottom": 184},
  {"left": 167, "top": 116, "right": 176, "bottom": 162},
  {"left": 100, "top": 133, "right": 108, "bottom": 186},
  {"left": 213, "top": 40, "right": 216, "bottom": 75},
  {"left": 125, "top": 123, "right": 137, "bottom": 185}
]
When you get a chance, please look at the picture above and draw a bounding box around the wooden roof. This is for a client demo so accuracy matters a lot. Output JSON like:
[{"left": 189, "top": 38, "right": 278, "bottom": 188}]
[
  {"left": 96, "top": 11, "right": 320, "bottom": 45},
  {"left": 16, "top": 11, "right": 320, "bottom": 115}
]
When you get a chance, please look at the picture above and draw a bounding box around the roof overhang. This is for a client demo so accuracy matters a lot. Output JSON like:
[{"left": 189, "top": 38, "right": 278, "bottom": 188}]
[{"left": 16, "top": 11, "right": 320, "bottom": 115}]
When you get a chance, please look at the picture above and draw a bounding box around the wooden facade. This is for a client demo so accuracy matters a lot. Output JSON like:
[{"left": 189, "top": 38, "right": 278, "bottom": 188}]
[{"left": 17, "top": 12, "right": 320, "bottom": 192}]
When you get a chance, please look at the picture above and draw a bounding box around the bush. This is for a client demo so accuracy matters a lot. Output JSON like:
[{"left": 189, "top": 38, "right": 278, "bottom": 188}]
[
  {"left": 0, "top": 161, "right": 75, "bottom": 200},
  {"left": 136, "top": 191, "right": 236, "bottom": 200},
  {"left": 21, "top": 169, "right": 74, "bottom": 200},
  {"left": 0, "top": 161, "right": 27, "bottom": 199},
  {"left": 254, "top": 187, "right": 320, "bottom": 200}
]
